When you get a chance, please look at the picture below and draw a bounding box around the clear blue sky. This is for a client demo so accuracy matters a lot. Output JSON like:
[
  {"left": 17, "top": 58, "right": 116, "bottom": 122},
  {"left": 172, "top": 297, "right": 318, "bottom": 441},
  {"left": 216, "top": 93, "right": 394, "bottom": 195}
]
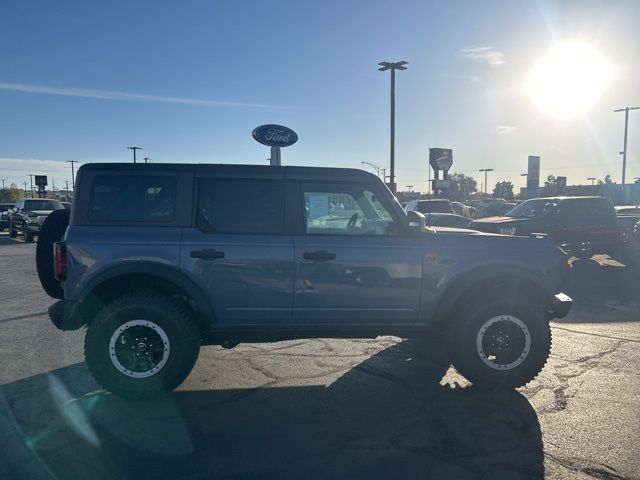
[{"left": 1, "top": 0, "right": 639, "bottom": 193}]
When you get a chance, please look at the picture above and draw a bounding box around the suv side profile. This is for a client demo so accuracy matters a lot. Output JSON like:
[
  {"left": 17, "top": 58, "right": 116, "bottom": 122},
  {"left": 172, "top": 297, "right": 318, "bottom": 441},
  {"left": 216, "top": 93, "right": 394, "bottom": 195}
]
[{"left": 42, "top": 163, "right": 572, "bottom": 398}]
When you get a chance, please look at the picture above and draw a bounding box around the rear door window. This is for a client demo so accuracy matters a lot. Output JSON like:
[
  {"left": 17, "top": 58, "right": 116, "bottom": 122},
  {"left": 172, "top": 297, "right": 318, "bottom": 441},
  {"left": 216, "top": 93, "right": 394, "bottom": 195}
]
[
  {"left": 88, "top": 175, "right": 177, "bottom": 223},
  {"left": 197, "top": 179, "right": 285, "bottom": 234}
]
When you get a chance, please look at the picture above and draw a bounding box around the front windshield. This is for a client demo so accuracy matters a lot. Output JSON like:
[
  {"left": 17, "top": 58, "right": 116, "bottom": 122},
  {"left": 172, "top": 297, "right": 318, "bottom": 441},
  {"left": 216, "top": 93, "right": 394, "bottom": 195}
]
[
  {"left": 24, "top": 200, "right": 62, "bottom": 211},
  {"left": 505, "top": 199, "right": 559, "bottom": 218}
]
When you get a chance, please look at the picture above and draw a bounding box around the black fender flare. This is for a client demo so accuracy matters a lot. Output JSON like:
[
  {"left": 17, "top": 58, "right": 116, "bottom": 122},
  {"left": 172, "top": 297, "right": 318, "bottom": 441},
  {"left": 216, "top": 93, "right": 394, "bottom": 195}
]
[
  {"left": 432, "top": 263, "right": 551, "bottom": 324},
  {"left": 77, "top": 262, "right": 216, "bottom": 327}
]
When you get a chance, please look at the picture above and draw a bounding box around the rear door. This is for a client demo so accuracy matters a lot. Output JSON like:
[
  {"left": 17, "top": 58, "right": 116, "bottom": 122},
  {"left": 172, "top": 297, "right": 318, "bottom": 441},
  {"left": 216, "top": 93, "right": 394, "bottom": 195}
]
[
  {"left": 292, "top": 181, "right": 422, "bottom": 326},
  {"left": 180, "top": 176, "right": 294, "bottom": 325}
]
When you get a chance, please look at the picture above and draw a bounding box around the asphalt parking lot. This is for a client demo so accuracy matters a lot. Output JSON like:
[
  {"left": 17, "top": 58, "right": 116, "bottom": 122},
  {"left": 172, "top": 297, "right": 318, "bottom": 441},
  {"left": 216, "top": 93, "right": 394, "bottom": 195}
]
[{"left": 0, "top": 231, "right": 639, "bottom": 480}]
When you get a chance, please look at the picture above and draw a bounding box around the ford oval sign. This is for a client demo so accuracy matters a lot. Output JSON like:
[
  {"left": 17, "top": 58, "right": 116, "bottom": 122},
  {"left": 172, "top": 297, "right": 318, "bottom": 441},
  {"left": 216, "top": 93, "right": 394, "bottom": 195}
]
[{"left": 252, "top": 124, "right": 298, "bottom": 147}]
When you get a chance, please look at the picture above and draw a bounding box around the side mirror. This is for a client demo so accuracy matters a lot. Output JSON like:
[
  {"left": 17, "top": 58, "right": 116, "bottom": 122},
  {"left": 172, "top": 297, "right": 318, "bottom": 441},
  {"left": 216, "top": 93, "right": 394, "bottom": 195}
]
[{"left": 407, "top": 210, "right": 426, "bottom": 232}]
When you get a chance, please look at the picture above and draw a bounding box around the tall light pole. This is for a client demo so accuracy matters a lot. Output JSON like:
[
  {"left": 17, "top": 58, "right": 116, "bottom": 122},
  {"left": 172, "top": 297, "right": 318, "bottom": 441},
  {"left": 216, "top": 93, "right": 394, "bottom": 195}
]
[
  {"left": 127, "top": 146, "right": 142, "bottom": 163},
  {"left": 27, "top": 174, "right": 34, "bottom": 197},
  {"left": 587, "top": 177, "right": 596, "bottom": 186},
  {"left": 614, "top": 106, "right": 639, "bottom": 190},
  {"left": 479, "top": 168, "right": 493, "bottom": 195},
  {"left": 406, "top": 185, "right": 414, "bottom": 192},
  {"left": 66, "top": 160, "right": 78, "bottom": 190},
  {"left": 361, "top": 161, "right": 381, "bottom": 178},
  {"left": 378, "top": 60, "right": 408, "bottom": 194},
  {"left": 1, "top": 179, "right": 5, "bottom": 189}
]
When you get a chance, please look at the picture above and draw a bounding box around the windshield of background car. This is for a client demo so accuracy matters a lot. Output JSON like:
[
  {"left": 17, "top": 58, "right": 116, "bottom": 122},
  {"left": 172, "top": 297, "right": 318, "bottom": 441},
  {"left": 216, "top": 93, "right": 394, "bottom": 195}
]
[
  {"left": 505, "top": 199, "right": 559, "bottom": 218},
  {"left": 416, "top": 200, "right": 453, "bottom": 214},
  {"left": 24, "top": 200, "right": 62, "bottom": 211}
]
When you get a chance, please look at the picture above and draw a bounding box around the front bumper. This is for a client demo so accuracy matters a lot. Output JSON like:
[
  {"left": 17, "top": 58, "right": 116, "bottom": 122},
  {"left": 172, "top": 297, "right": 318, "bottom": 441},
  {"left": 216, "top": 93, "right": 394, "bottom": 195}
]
[
  {"left": 48, "top": 300, "right": 83, "bottom": 331},
  {"left": 548, "top": 293, "right": 573, "bottom": 319}
]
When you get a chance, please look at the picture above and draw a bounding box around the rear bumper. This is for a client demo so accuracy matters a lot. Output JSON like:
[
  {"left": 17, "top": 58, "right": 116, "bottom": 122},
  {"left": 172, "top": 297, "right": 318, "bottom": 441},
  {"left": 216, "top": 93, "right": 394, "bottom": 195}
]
[
  {"left": 548, "top": 292, "right": 573, "bottom": 319},
  {"left": 48, "top": 300, "right": 83, "bottom": 331}
]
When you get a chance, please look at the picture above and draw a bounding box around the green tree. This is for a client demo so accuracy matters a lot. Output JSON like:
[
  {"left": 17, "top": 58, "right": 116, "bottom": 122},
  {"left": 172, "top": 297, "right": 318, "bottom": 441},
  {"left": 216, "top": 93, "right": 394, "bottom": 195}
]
[
  {"left": 543, "top": 175, "right": 561, "bottom": 196},
  {"left": 0, "top": 183, "right": 23, "bottom": 203},
  {"left": 597, "top": 174, "right": 614, "bottom": 185},
  {"left": 492, "top": 181, "right": 514, "bottom": 200},
  {"left": 447, "top": 172, "right": 477, "bottom": 201}
]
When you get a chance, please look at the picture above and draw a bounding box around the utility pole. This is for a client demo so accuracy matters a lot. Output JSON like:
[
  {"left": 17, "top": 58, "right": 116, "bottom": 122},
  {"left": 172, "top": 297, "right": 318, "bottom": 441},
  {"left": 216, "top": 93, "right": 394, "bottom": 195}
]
[
  {"left": 378, "top": 61, "right": 408, "bottom": 194},
  {"left": 28, "top": 174, "right": 34, "bottom": 197},
  {"left": 65, "top": 180, "right": 70, "bottom": 194},
  {"left": 614, "top": 106, "right": 639, "bottom": 191},
  {"left": 127, "top": 146, "right": 142, "bottom": 163},
  {"left": 66, "top": 160, "right": 78, "bottom": 190},
  {"left": 1, "top": 179, "right": 5, "bottom": 189},
  {"left": 587, "top": 177, "right": 596, "bottom": 186},
  {"left": 479, "top": 168, "right": 494, "bottom": 195},
  {"left": 381, "top": 168, "right": 388, "bottom": 182},
  {"left": 23, "top": 182, "right": 28, "bottom": 195},
  {"left": 406, "top": 185, "right": 414, "bottom": 192},
  {"left": 361, "top": 161, "right": 381, "bottom": 178},
  {"left": 144, "top": 157, "right": 150, "bottom": 164}
]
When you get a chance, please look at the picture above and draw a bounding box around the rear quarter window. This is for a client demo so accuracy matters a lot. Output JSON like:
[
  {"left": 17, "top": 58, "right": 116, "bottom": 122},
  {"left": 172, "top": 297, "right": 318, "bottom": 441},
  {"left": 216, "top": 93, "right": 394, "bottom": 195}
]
[{"left": 88, "top": 175, "right": 177, "bottom": 223}]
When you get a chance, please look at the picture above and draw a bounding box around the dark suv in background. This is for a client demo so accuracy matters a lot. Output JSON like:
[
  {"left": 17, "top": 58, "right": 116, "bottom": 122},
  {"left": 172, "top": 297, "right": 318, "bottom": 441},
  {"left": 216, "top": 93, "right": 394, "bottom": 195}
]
[
  {"left": 0, "top": 203, "right": 15, "bottom": 231},
  {"left": 9, "top": 198, "right": 64, "bottom": 242},
  {"left": 39, "top": 163, "right": 572, "bottom": 398},
  {"left": 470, "top": 196, "right": 625, "bottom": 259}
]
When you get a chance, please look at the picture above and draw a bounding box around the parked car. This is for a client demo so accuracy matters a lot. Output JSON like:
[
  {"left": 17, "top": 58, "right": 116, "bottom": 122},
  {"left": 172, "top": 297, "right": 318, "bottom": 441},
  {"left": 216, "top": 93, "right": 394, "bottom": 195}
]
[
  {"left": 451, "top": 201, "right": 475, "bottom": 218},
  {"left": 0, "top": 202, "right": 15, "bottom": 231},
  {"left": 470, "top": 196, "right": 624, "bottom": 258},
  {"left": 8, "top": 198, "right": 64, "bottom": 242},
  {"left": 41, "top": 163, "right": 571, "bottom": 398},
  {"left": 424, "top": 213, "right": 473, "bottom": 228},
  {"left": 404, "top": 199, "right": 455, "bottom": 214}
]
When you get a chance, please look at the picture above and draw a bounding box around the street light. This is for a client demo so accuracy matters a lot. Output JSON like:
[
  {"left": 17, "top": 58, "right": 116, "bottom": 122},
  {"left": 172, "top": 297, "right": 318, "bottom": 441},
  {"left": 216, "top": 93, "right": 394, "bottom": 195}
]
[
  {"left": 361, "top": 161, "right": 381, "bottom": 178},
  {"left": 614, "top": 106, "right": 639, "bottom": 190},
  {"left": 378, "top": 60, "right": 408, "bottom": 194},
  {"left": 479, "top": 168, "right": 494, "bottom": 195},
  {"left": 587, "top": 177, "right": 596, "bottom": 186}
]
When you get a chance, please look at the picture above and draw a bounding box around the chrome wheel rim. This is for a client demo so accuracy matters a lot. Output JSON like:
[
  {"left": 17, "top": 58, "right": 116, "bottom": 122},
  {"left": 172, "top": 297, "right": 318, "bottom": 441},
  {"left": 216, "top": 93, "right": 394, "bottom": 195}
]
[
  {"left": 475, "top": 315, "right": 531, "bottom": 371},
  {"left": 108, "top": 320, "right": 170, "bottom": 378}
]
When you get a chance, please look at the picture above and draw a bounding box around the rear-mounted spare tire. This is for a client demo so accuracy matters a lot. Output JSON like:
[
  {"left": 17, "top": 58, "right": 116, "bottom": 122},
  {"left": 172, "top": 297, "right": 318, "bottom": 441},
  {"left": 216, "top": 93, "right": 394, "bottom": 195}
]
[{"left": 36, "top": 209, "right": 70, "bottom": 299}]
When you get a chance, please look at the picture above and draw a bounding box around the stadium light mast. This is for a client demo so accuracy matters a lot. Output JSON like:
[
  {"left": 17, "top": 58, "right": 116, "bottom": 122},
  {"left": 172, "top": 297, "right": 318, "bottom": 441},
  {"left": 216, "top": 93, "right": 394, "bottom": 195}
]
[{"left": 378, "top": 60, "right": 408, "bottom": 194}]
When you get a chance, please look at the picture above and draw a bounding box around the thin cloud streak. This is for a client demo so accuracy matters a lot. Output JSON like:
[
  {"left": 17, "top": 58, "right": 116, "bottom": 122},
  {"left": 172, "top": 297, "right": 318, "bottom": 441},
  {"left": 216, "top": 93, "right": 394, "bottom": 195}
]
[
  {"left": 495, "top": 125, "right": 517, "bottom": 135},
  {"left": 0, "top": 82, "right": 286, "bottom": 110},
  {"left": 459, "top": 46, "right": 505, "bottom": 68}
]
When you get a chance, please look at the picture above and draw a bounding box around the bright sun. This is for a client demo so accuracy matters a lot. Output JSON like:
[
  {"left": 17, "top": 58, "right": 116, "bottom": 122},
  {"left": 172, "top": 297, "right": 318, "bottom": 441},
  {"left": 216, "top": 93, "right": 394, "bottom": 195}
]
[{"left": 528, "top": 42, "right": 612, "bottom": 116}]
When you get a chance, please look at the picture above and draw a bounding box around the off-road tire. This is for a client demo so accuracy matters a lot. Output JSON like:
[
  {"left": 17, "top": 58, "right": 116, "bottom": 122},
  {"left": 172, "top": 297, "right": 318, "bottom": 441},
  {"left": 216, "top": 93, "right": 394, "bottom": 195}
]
[
  {"left": 36, "top": 209, "right": 70, "bottom": 299},
  {"left": 448, "top": 301, "right": 551, "bottom": 389},
  {"left": 9, "top": 222, "right": 17, "bottom": 238},
  {"left": 84, "top": 293, "right": 201, "bottom": 399},
  {"left": 24, "top": 224, "right": 34, "bottom": 243}
]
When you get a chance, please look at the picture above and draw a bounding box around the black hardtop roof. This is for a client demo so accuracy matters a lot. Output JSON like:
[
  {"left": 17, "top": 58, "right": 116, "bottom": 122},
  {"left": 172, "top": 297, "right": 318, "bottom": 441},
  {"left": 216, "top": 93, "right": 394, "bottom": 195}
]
[{"left": 78, "top": 163, "right": 378, "bottom": 182}]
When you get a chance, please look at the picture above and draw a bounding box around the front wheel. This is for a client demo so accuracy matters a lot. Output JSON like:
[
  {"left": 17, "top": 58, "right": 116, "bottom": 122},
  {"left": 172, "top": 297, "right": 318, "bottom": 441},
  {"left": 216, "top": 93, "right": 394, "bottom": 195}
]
[
  {"left": 449, "top": 302, "right": 551, "bottom": 389},
  {"left": 9, "top": 222, "right": 17, "bottom": 238},
  {"left": 84, "top": 293, "right": 201, "bottom": 398},
  {"left": 24, "top": 225, "right": 34, "bottom": 243}
]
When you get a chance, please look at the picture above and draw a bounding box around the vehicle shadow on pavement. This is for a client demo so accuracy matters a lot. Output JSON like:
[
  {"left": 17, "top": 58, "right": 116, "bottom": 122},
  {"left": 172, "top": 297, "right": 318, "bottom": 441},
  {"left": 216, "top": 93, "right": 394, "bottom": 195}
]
[{"left": 0, "top": 340, "right": 543, "bottom": 480}]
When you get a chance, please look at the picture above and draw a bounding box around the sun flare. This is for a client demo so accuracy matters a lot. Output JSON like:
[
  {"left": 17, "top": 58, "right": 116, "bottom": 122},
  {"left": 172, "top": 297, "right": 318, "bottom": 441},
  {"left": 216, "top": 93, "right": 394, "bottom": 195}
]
[{"left": 527, "top": 42, "right": 612, "bottom": 116}]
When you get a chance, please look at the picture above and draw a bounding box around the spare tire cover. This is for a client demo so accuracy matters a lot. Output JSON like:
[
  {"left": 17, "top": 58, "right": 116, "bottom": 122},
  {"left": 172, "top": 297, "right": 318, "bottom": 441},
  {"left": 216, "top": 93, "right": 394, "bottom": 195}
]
[{"left": 36, "top": 209, "right": 70, "bottom": 299}]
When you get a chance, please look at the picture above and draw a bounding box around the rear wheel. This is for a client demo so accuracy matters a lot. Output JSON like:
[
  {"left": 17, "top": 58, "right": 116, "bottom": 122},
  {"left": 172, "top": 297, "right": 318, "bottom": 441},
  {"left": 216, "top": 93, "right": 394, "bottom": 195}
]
[
  {"left": 84, "top": 293, "right": 201, "bottom": 398},
  {"left": 449, "top": 301, "right": 551, "bottom": 389}
]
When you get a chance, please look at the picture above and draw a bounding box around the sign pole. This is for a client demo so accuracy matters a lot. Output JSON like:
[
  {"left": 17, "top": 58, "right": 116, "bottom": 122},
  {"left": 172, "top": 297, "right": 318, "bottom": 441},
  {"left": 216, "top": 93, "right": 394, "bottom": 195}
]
[{"left": 270, "top": 146, "right": 281, "bottom": 166}]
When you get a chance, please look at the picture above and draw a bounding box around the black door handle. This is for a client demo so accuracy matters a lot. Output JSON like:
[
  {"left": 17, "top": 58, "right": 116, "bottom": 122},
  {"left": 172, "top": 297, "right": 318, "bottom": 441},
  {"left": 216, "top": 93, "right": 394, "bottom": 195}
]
[
  {"left": 303, "top": 250, "right": 336, "bottom": 261},
  {"left": 190, "top": 249, "right": 225, "bottom": 259}
]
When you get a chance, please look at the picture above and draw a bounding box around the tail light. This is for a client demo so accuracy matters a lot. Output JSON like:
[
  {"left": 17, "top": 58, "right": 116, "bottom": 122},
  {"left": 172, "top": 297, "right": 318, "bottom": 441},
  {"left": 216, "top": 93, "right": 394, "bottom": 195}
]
[{"left": 54, "top": 241, "right": 67, "bottom": 281}]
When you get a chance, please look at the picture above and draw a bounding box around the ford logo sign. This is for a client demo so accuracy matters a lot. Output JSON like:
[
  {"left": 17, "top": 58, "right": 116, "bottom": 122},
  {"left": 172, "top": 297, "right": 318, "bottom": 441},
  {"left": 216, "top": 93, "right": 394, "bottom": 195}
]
[{"left": 252, "top": 124, "right": 298, "bottom": 147}]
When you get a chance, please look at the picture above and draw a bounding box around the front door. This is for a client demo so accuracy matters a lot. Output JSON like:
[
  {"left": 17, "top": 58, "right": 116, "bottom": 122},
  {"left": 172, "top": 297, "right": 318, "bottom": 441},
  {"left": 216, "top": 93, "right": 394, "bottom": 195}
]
[
  {"left": 293, "top": 182, "right": 422, "bottom": 325},
  {"left": 180, "top": 178, "right": 294, "bottom": 325}
]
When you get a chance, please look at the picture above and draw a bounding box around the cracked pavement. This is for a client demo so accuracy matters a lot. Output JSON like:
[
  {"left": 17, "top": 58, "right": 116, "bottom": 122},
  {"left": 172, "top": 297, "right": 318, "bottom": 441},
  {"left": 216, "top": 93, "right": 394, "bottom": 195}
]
[{"left": 0, "top": 236, "right": 639, "bottom": 479}]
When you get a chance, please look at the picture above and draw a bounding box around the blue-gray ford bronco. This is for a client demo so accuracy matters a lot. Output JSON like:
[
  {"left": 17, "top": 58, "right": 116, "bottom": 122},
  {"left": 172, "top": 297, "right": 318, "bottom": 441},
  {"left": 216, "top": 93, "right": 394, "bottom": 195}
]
[{"left": 38, "top": 163, "right": 572, "bottom": 398}]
